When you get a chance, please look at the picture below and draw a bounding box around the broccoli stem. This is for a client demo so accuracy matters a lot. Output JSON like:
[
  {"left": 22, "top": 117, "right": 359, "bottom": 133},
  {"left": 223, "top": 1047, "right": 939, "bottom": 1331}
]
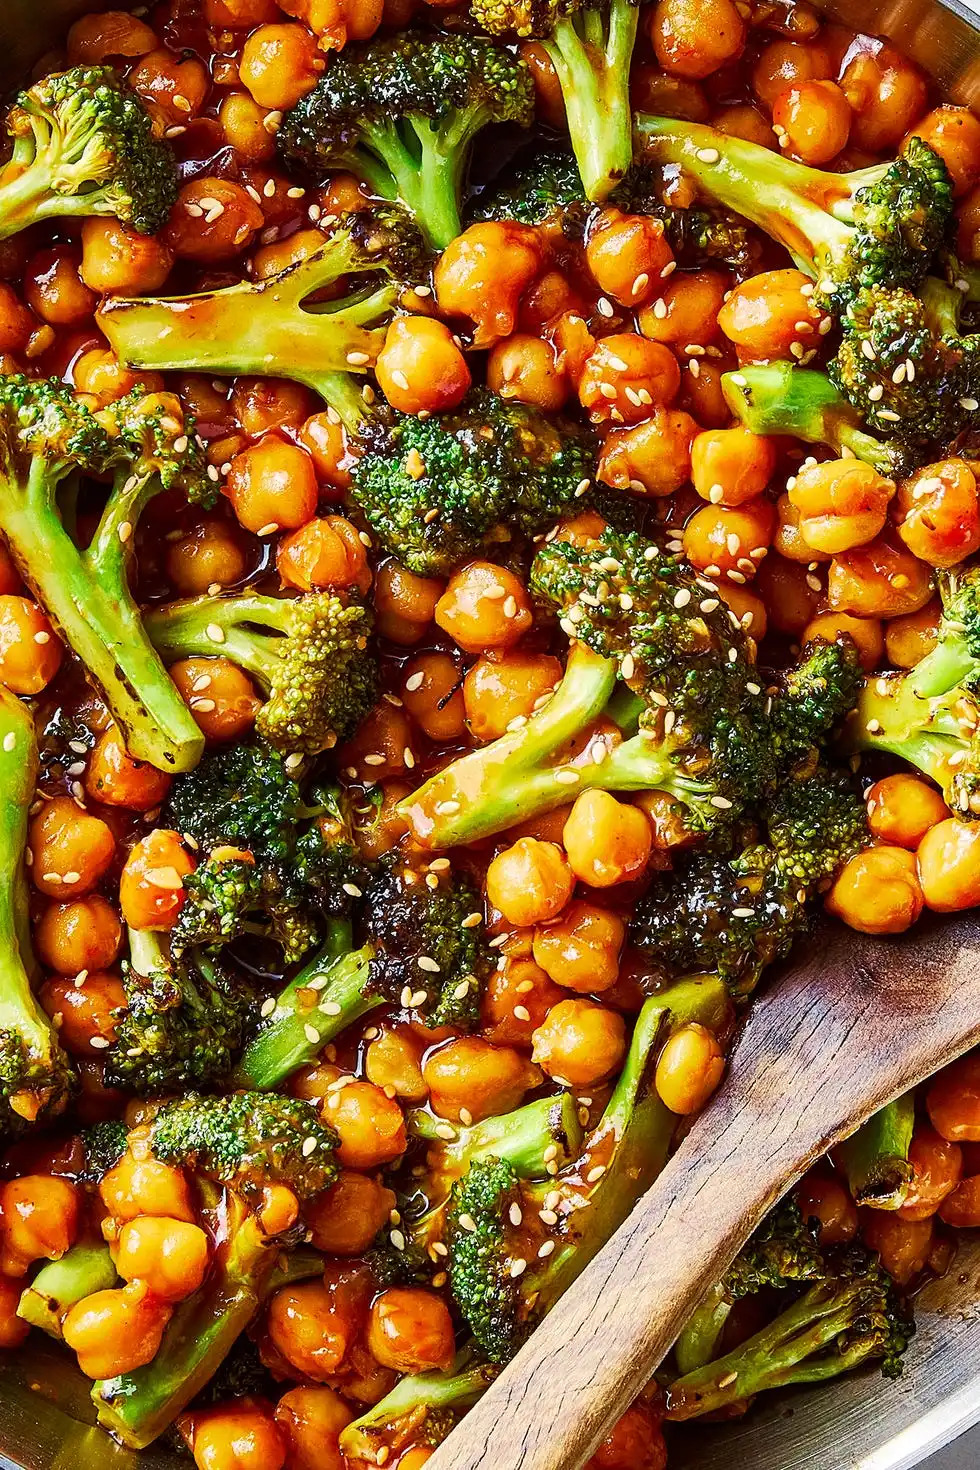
[
  {"left": 673, "top": 1280, "right": 732, "bottom": 1376},
  {"left": 17, "top": 1243, "right": 117, "bottom": 1339},
  {"left": 360, "top": 118, "right": 469, "bottom": 250},
  {"left": 0, "top": 158, "right": 76, "bottom": 238},
  {"left": 412, "top": 1092, "right": 585, "bottom": 1179},
  {"left": 838, "top": 1093, "right": 915, "bottom": 1209},
  {"left": 340, "top": 1357, "right": 494, "bottom": 1463},
  {"left": 545, "top": 5, "right": 638, "bottom": 201}
]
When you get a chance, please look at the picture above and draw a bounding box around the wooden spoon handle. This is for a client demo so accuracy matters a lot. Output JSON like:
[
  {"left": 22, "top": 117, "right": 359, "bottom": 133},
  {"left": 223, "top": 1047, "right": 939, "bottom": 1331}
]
[{"left": 428, "top": 918, "right": 980, "bottom": 1470}]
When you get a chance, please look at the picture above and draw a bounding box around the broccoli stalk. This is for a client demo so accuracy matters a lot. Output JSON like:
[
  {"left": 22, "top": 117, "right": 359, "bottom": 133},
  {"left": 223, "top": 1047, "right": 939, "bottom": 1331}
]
[
  {"left": 341, "top": 1355, "right": 497, "bottom": 1463},
  {"left": 412, "top": 1093, "right": 584, "bottom": 1188},
  {"left": 0, "top": 66, "right": 177, "bottom": 239},
  {"left": 17, "top": 1244, "right": 117, "bottom": 1340},
  {"left": 0, "top": 687, "right": 74, "bottom": 1134},
  {"left": 633, "top": 118, "right": 952, "bottom": 315},
  {"left": 838, "top": 1095, "right": 916, "bottom": 1210}
]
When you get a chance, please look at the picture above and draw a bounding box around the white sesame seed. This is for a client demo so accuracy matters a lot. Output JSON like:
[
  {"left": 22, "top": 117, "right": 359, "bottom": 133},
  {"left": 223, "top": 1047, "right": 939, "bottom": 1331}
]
[
  {"left": 538, "top": 1239, "right": 556, "bottom": 1258},
  {"left": 261, "top": 997, "right": 277, "bottom": 1018},
  {"left": 1, "top": 733, "right": 14, "bottom": 753},
  {"left": 303, "top": 1023, "right": 320, "bottom": 1045},
  {"left": 696, "top": 146, "right": 720, "bottom": 163},
  {"left": 206, "top": 622, "right": 225, "bottom": 643}
]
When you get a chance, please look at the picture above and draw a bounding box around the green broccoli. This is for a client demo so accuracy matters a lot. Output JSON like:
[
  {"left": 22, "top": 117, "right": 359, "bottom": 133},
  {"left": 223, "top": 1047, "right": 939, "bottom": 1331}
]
[
  {"left": 78, "top": 1119, "right": 129, "bottom": 1181},
  {"left": 471, "top": 0, "right": 640, "bottom": 202},
  {"left": 341, "top": 1355, "right": 498, "bottom": 1463},
  {"left": 17, "top": 1244, "right": 118, "bottom": 1340},
  {"left": 278, "top": 32, "right": 534, "bottom": 249},
  {"left": 99, "top": 206, "right": 425, "bottom": 431},
  {"left": 634, "top": 119, "right": 952, "bottom": 316},
  {"left": 145, "top": 591, "right": 378, "bottom": 759},
  {"left": 0, "top": 687, "right": 74, "bottom": 1137},
  {"left": 165, "top": 743, "right": 304, "bottom": 862},
  {"left": 0, "top": 378, "right": 211, "bottom": 772},
  {"left": 0, "top": 65, "right": 176, "bottom": 238},
  {"left": 839, "top": 1094, "right": 916, "bottom": 1210},
  {"left": 470, "top": 147, "right": 587, "bottom": 227}
]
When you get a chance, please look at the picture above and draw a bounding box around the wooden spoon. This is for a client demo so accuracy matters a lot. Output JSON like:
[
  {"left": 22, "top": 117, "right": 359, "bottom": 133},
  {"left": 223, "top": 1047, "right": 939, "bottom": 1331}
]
[{"left": 427, "top": 914, "right": 980, "bottom": 1470}]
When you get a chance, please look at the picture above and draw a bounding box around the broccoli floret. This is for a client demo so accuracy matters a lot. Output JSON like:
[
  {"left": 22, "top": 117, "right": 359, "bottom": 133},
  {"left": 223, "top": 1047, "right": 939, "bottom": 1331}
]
[
  {"left": 79, "top": 1119, "right": 129, "bottom": 1181},
  {"left": 400, "top": 527, "right": 772, "bottom": 847},
  {"left": 17, "top": 1243, "right": 118, "bottom": 1341},
  {"left": 146, "top": 591, "right": 378, "bottom": 758},
  {"left": 0, "top": 378, "right": 210, "bottom": 773},
  {"left": 99, "top": 207, "right": 425, "bottom": 430},
  {"left": 839, "top": 1094, "right": 916, "bottom": 1210},
  {"left": 278, "top": 32, "right": 533, "bottom": 249},
  {"left": 165, "top": 744, "right": 302, "bottom": 861},
  {"left": 769, "top": 638, "right": 865, "bottom": 775},
  {"left": 0, "top": 65, "right": 176, "bottom": 238},
  {"left": 0, "top": 687, "right": 74, "bottom": 1137},
  {"left": 348, "top": 389, "right": 598, "bottom": 577},
  {"left": 341, "top": 1356, "right": 498, "bottom": 1464},
  {"left": 722, "top": 362, "right": 916, "bottom": 480},
  {"left": 470, "top": 147, "right": 587, "bottom": 226},
  {"left": 173, "top": 852, "right": 319, "bottom": 966},
  {"left": 613, "top": 163, "right": 757, "bottom": 272},
  {"left": 635, "top": 119, "right": 953, "bottom": 317},
  {"left": 471, "top": 0, "right": 640, "bottom": 202}
]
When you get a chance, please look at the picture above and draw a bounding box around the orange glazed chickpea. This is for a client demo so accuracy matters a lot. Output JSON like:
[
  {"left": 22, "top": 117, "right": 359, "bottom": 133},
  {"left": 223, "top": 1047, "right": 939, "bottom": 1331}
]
[
  {"left": 305, "top": 1172, "right": 396, "bottom": 1255},
  {"left": 299, "top": 412, "right": 359, "bottom": 492},
  {"left": 682, "top": 499, "right": 776, "bottom": 582},
  {"left": 866, "top": 774, "right": 949, "bottom": 849},
  {"left": 711, "top": 102, "right": 777, "bottom": 148},
  {"left": 29, "top": 797, "right": 115, "bottom": 899},
  {"left": 827, "top": 538, "right": 934, "bottom": 619},
  {"left": 638, "top": 269, "right": 728, "bottom": 347},
  {"left": 691, "top": 427, "right": 776, "bottom": 508},
  {"left": 587, "top": 1402, "right": 667, "bottom": 1470},
  {"left": 116, "top": 1216, "right": 210, "bottom": 1301},
  {"left": 165, "top": 179, "right": 265, "bottom": 264},
  {"left": 0, "top": 283, "right": 35, "bottom": 356},
  {"left": 650, "top": 0, "right": 745, "bottom": 78},
  {"left": 233, "top": 378, "right": 315, "bottom": 436},
  {"left": 0, "top": 595, "right": 61, "bottom": 694},
  {"left": 373, "top": 559, "right": 443, "bottom": 645},
  {"left": 434, "top": 222, "right": 543, "bottom": 347},
  {"left": 841, "top": 46, "right": 927, "bottom": 154},
  {"left": 63, "top": 1282, "right": 172, "bottom": 1380},
  {"left": 266, "top": 1277, "right": 360, "bottom": 1382},
  {"left": 340, "top": 703, "right": 414, "bottom": 784},
  {"left": 793, "top": 1171, "right": 858, "bottom": 1246},
  {"left": 579, "top": 334, "right": 680, "bottom": 425},
  {"left": 239, "top": 23, "right": 323, "bottom": 109},
  {"left": 486, "top": 837, "right": 575, "bottom": 926},
  {"left": 100, "top": 1148, "right": 194, "bottom": 1223},
  {"left": 655, "top": 1023, "right": 726, "bottom": 1114},
  {"left": 487, "top": 335, "right": 569, "bottom": 412},
  {"left": 435, "top": 563, "right": 533, "bottom": 654},
  {"left": 774, "top": 492, "right": 830, "bottom": 564},
  {"left": 585, "top": 209, "right": 673, "bottom": 306},
  {"left": 187, "top": 1404, "right": 287, "bottom": 1470},
  {"left": 463, "top": 652, "right": 561, "bottom": 742},
  {"left": 532, "top": 900, "right": 625, "bottom": 992},
  {"left": 886, "top": 599, "right": 941, "bottom": 668},
  {"left": 275, "top": 1386, "right": 352, "bottom": 1470},
  {"left": 170, "top": 658, "right": 262, "bottom": 743},
  {"left": 129, "top": 47, "right": 209, "bottom": 124},
  {"left": 365, "top": 1028, "right": 427, "bottom": 1103},
  {"left": 895, "top": 459, "right": 980, "bottom": 568},
  {"left": 79, "top": 218, "right": 173, "bottom": 295},
  {"left": 423, "top": 1036, "right": 541, "bottom": 1122},
  {"left": 226, "top": 437, "right": 318, "bottom": 535},
  {"left": 772, "top": 80, "right": 851, "bottom": 165},
  {"left": 119, "top": 830, "right": 195, "bottom": 931},
  {"left": 401, "top": 652, "right": 465, "bottom": 742},
  {"left": 366, "top": 1288, "right": 456, "bottom": 1374},
  {"left": 752, "top": 37, "right": 833, "bottom": 109},
  {"left": 825, "top": 847, "right": 924, "bottom": 934},
  {"left": 24, "top": 245, "right": 96, "bottom": 327},
  {"left": 927, "top": 1053, "right": 980, "bottom": 1142},
  {"left": 532, "top": 998, "right": 627, "bottom": 1087},
  {"left": 717, "top": 581, "right": 767, "bottom": 640},
  {"left": 754, "top": 553, "right": 820, "bottom": 637},
  {"left": 907, "top": 105, "right": 980, "bottom": 195},
  {"left": 74, "top": 349, "right": 164, "bottom": 409},
  {"left": 322, "top": 1080, "right": 407, "bottom": 1169},
  {"left": 220, "top": 91, "right": 277, "bottom": 162},
  {"left": 277, "top": 516, "right": 370, "bottom": 594},
  {"left": 918, "top": 818, "right": 980, "bottom": 911},
  {"left": 34, "top": 895, "right": 122, "bottom": 975},
  {"left": 859, "top": 1210, "right": 933, "bottom": 1286},
  {"left": 376, "top": 317, "right": 471, "bottom": 414},
  {"left": 67, "top": 9, "right": 157, "bottom": 63},
  {"left": 166, "top": 518, "right": 248, "bottom": 597},
  {"left": 39, "top": 970, "right": 125, "bottom": 1057},
  {"left": 899, "top": 1126, "right": 963, "bottom": 1221},
  {"left": 939, "top": 1174, "right": 980, "bottom": 1228},
  {"left": 481, "top": 957, "right": 564, "bottom": 1048},
  {"left": 0, "top": 1176, "right": 79, "bottom": 1275},
  {"left": 598, "top": 409, "right": 698, "bottom": 498},
  {"left": 630, "top": 67, "right": 710, "bottom": 122},
  {"left": 85, "top": 728, "right": 173, "bottom": 810},
  {"left": 0, "top": 1275, "right": 28, "bottom": 1349},
  {"left": 789, "top": 458, "right": 895, "bottom": 555},
  {"left": 718, "top": 269, "right": 827, "bottom": 360},
  {"left": 802, "top": 611, "right": 883, "bottom": 672},
  {"left": 564, "top": 790, "right": 652, "bottom": 887}
]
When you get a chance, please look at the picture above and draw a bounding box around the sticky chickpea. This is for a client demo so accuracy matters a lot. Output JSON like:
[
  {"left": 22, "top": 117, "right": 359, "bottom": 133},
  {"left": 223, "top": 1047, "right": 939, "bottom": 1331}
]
[
  {"left": 340, "top": 703, "right": 414, "bottom": 783},
  {"left": 188, "top": 1404, "right": 287, "bottom": 1470},
  {"left": 119, "top": 829, "right": 195, "bottom": 931},
  {"left": 789, "top": 458, "right": 895, "bottom": 554},
  {"left": 30, "top": 797, "right": 115, "bottom": 899},
  {"left": 39, "top": 970, "right": 124, "bottom": 1057},
  {"left": 0, "top": 1176, "right": 79, "bottom": 1276},
  {"left": 587, "top": 1402, "right": 667, "bottom": 1470},
  {"left": 801, "top": 611, "right": 883, "bottom": 672},
  {"left": 67, "top": 10, "right": 157, "bottom": 64},
  {"left": 101, "top": 1147, "right": 194, "bottom": 1223},
  {"left": 563, "top": 790, "right": 652, "bottom": 887},
  {"left": 939, "top": 1174, "right": 980, "bottom": 1228},
  {"left": 116, "top": 1216, "right": 209, "bottom": 1301},
  {"left": 275, "top": 1386, "right": 352, "bottom": 1470},
  {"left": 463, "top": 652, "right": 561, "bottom": 743},
  {"left": 598, "top": 409, "right": 698, "bottom": 498},
  {"left": 434, "top": 222, "right": 543, "bottom": 347},
  {"left": 793, "top": 1171, "right": 858, "bottom": 1245},
  {"left": 927, "top": 1053, "right": 980, "bottom": 1142},
  {"left": 266, "top": 1277, "right": 360, "bottom": 1382},
  {"left": 299, "top": 412, "right": 358, "bottom": 492},
  {"left": 691, "top": 428, "right": 776, "bottom": 508},
  {"left": 650, "top": 0, "right": 745, "bottom": 78},
  {"left": 165, "top": 179, "right": 265, "bottom": 264},
  {"left": 170, "top": 658, "right": 262, "bottom": 743},
  {"left": 905, "top": 105, "right": 980, "bottom": 195},
  {"left": 827, "top": 538, "right": 934, "bottom": 619},
  {"left": 486, "top": 837, "right": 575, "bottom": 927},
  {"left": 630, "top": 68, "right": 710, "bottom": 122},
  {"left": 250, "top": 228, "right": 324, "bottom": 282},
  {"left": 895, "top": 458, "right": 980, "bottom": 568},
  {"left": 859, "top": 1210, "right": 933, "bottom": 1286},
  {"left": 85, "top": 727, "right": 173, "bottom": 810},
  {"left": 0, "top": 595, "right": 61, "bottom": 693},
  {"left": 322, "top": 1080, "right": 407, "bottom": 1170},
  {"left": 226, "top": 436, "right": 318, "bottom": 535},
  {"left": 376, "top": 316, "right": 471, "bottom": 415},
  {"left": 886, "top": 599, "right": 941, "bottom": 669},
  {"left": 655, "top": 1023, "right": 725, "bottom": 1114},
  {"left": 423, "top": 1036, "right": 541, "bottom": 1122},
  {"left": 957, "top": 183, "right": 980, "bottom": 261},
  {"left": 435, "top": 563, "right": 533, "bottom": 654},
  {"left": 373, "top": 559, "right": 443, "bottom": 645},
  {"left": 367, "top": 1288, "right": 455, "bottom": 1374},
  {"left": 718, "top": 581, "right": 767, "bottom": 641},
  {"left": 586, "top": 209, "right": 673, "bottom": 307},
  {"left": 0, "top": 1275, "right": 28, "bottom": 1349},
  {"left": 772, "top": 80, "right": 851, "bottom": 165},
  {"left": 682, "top": 499, "right": 776, "bottom": 581},
  {"left": 239, "top": 22, "right": 324, "bottom": 109},
  {"left": 481, "top": 957, "right": 563, "bottom": 1048},
  {"left": 204, "top": 0, "right": 279, "bottom": 22},
  {"left": 79, "top": 219, "right": 173, "bottom": 295},
  {"left": 23, "top": 246, "right": 96, "bottom": 327},
  {"left": 841, "top": 46, "right": 928, "bottom": 153},
  {"left": 277, "top": 516, "right": 370, "bottom": 594},
  {"left": 63, "top": 1281, "right": 172, "bottom": 1379},
  {"left": 399, "top": 652, "right": 465, "bottom": 743},
  {"left": 718, "top": 269, "right": 826, "bottom": 360},
  {"left": 74, "top": 349, "right": 164, "bottom": 408},
  {"left": 232, "top": 378, "right": 315, "bottom": 436},
  {"left": 166, "top": 518, "right": 249, "bottom": 597},
  {"left": 579, "top": 334, "right": 680, "bottom": 424},
  {"left": 532, "top": 998, "right": 627, "bottom": 1087},
  {"left": 365, "top": 1028, "right": 427, "bottom": 1104},
  {"left": 34, "top": 895, "right": 122, "bottom": 975},
  {"left": 866, "top": 774, "right": 949, "bottom": 849},
  {"left": 220, "top": 92, "right": 278, "bottom": 163},
  {"left": 305, "top": 1171, "right": 397, "bottom": 1255},
  {"left": 532, "top": 900, "right": 625, "bottom": 993},
  {"left": 0, "top": 283, "right": 35, "bottom": 356},
  {"left": 774, "top": 492, "right": 830, "bottom": 564},
  {"left": 825, "top": 847, "right": 924, "bottom": 934},
  {"left": 638, "top": 269, "right": 728, "bottom": 347},
  {"left": 899, "top": 1126, "right": 964, "bottom": 1221},
  {"left": 917, "top": 818, "right": 980, "bottom": 912},
  {"left": 713, "top": 102, "right": 777, "bottom": 148},
  {"left": 130, "top": 48, "right": 209, "bottom": 125},
  {"left": 752, "top": 37, "right": 833, "bottom": 109},
  {"left": 487, "top": 335, "right": 569, "bottom": 411}
]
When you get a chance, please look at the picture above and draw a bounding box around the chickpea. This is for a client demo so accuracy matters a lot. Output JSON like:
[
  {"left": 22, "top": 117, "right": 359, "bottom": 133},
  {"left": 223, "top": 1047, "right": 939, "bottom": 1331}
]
[
  {"left": 630, "top": 68, "right": 710, "bottom": 122},
  {"left": 939, "top": 1173, "right": 980, "bottom": 1228},
  {"left": 226, "top": 436, "right": 318, "bottom": 535},
  {"left": 899, "top": 1125, "right": 964, "bottom": 1221},
  {"left": 650, "top": 0, "right": 745, "bottom": 78},
  {"left": 0, "top": 283, "right": 35, "bottom": 356},
  {"left": 682, "top": 499, "right": 776, "bottom": 582},
  {"left": 365, "top": 1029, "right": 428, "bottom": 1103},
  {"left": 588, "top": 1403, "right": 667, "bottom": 1470},
  {"left": 519, "top": 269, "right": 585, "bottom": 333},
  {"left": 895, "top": 458, "right": 980, "bottom": 568},
  {"left": 579, "top": 334, "right": 680, "bottom": 425},
  {"left": 486, "top": 837, "right": 575, "bottom": 926},
  {"left": 376, "top": 316, "right": 472, "bottom": 415},
  {"left": 752, "top": 37, "right": 833, "bottom": 109},
  {"left": 119, "top": 829, "right": 195, "bottom": 931},
  {"left": 220, "top": 92, "right": 277, "bottom": 162},
  {"left": 789, "top": 458, "right": 896, "bottom": 555},
  {"left": 841, "top": 46, "right": 928, "bottom": 153},
  {"left": 399, "top": 652, "right": 465, "bottom": 743},
  {"left": 266, "top": 1273, "right": 364, "bottom": 1380},
  {"left": 251, "top": 229, "right": 325, "bottom": 283},
  {"left": 24, "top": 246, "right": 97, "bottom": 327},
  {"left": 74, "top": 348, "right": 163, "bottom": 408},
  {"left": 116, "top": 1215, "right": 209, "bottom": 1301},
  {"left": 423, "top": 1036, "right": 541, "bottom": 1122},
  {"left": 101, "top": 1147, "right": 194, "bottom": 1223},
  {"left": 0, "top": 1176, "right": 79, "bottom": 1276},
  {"left": 0, "top": 595, "right": 61, "bottom": 693},
  {"left": 322, "top": 1080, "right": 406, "bottom": 1169},
  {"left": 598, "top": 409, "right": 697, "bottom": 498},
  {"left": 678, "top": 356, "right": 732, "bottom": 428},
  {"left": 85, "top": 727, "right": 173, "bottom": 810},
  {"left": 67, "top": 10, "right": 157, "bottom": 64},
  {"left": 305, "top": 1171, "right": 397, "bottom": 1255},
  {"left": 277, "top": 516, "right": 370, "bottom": 595},
  {"left": 825, "top": 847, "right": 923, "bottom": 934},
  {"left": 927, "top": 1053, "right": 980, "bottom": 1142},
  {"left": 905, "top": 105, "right": 980, "bottom": 195},
  {"left": 638, "top": 269, "right": 727, "bottom": 349},
  {"left": 165, "top": 179, "right": 265, "bottom": 264},
  {"left": 232, "top": 378, "right": 315, "bottom": 436},
  {"left": 63, "top": 1281, "right": 172, "bottom": 1379},
  {"left": 774, "top": 492, "right": 830, "bottom": 564},
  {"left": 827, "top": 538, "right": 934, "bottom": 619},
  {"left": 367, "top": 1288, "right": 456, "bottom": 1374},
  {"left": 718, "top": 269, "right": 827, "bottom": 360},
  {"left": 373, "top": 559, "right": 443, "bottom": 645},
  {"left": 434, "top": 222, "right": 543, "bottom": 347},
  {"left": 793, "top": 1171, "right": 858, "bottom": 1245},
  {"left": 713, "top": 103, "right": 777, "bottom": 148},
  {"left": 34, "top": 895, "right": 122, "bottom": 975},
  {"left": 717, "top": 581, "right": 767, "bottom": 641},
  {"left": 802, "top": 611, "right": 883, "bottom": 672},
  {"left": 866, "top": 774, "right": 949, "bottom": 849},
  {"left": 240, "top": 23, "right": 324, "bottom": 110},
  {"left": 166, "top": 518, "right": 249, "bottom": 597},
  {"left": 918, "top": 818, "right": 980, "bottom": 911},
  {"left": 532, "top": 997, "right": 627, "bottom": 1087},
  {"left": 30, "top": 797, "right": 115, "bottom": 899},
  {"left": 958, "top": 183, "right": 980, "bottom": 261},
  {"left": 691, "top": 428, "right": 776, "bottom": 508},
  {"left": 886, "top": 599, "right": 941, "bottom": 669},
  {"left": 532, "top": 900, "right": 625, "bottom": 993},
  {"left": 352, "top": 779, "right": 411, "bottom": 861},
  {"left": 563, "top": 790, "right": 652, "bottom": 888},
  {"left": 550, "top": 311, "right": 597, "bottom": 384},
  {"left": 79, "top": 218, "right": 173, "bottom": 295},
  {"left": 188, "top": 1404, "right": 287, "bottom": 1470},
  {"left": 171, "top": 658, "right": 262, "bottom": 743},
  {"left": 654, "top": 1023, "right": 725, "bottom": 1114},
  {"left": 435, "top": 562, "right": 533, "bottom": 654},
  {"left": 130, "top": 48, "right": 210, "bottom": 126},
  {"left": 39, "top": 971, "right": 124, "bottom": 1057},
  {"left": 204, "top": 0, "right": 280, "bottom": 23},
  {"left": 586, "top": 209, "right": 673, "bottom": 307},
  {"left": 295, "top": 414, "right": 355, "bottom": 495},
  {"left": 487, "top": 335, "right": 569, "bottom": 412},
  {"left": 463, "top": 652, "right": 561, "bottom": 743},
  {"left": 859, "top": 1209, "right": 933, "bottom": 1286},
  {"left": 772, "top": 80, "right": 851, "bottom": 165},
  {"left": 340, "top": 703, "right": 414, "bottom": 783},
  {"left": 275, "top": 1386, "right": 352, "bottom": 1470},
  {"left": 0, "top": 1275, "right": 28, "bottom": 1349},
  {"left": 481, "top": 956, "right": 563, "bottom": 1048}
]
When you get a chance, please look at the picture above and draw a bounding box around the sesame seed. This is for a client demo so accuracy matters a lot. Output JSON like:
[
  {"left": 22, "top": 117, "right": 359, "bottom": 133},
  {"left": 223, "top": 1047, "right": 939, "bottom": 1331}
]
[
  {"left": 89, "top": 1035, "right": 110, "bottom": 1050},
  {"left": 301, "top": 1135, "right": 318, "bottom": 1157},
  {"left": 730, "top": 373, "right": 747, "bottom": 387},
  {"left": 390, "top": 1229, "right": 406, "bottom": 1251},
  {"left": 417, "top": 955, "right": 440, "bottom": 973},
  {"left": 435, "top": 1123, "right": 457, "bottom": 1140},
  {"left": 543, "top": 1144, "right": 558, "bottom": 1163},
  {"left": 540, "top": 1208, "right": 559, "bottom": 1225},
  {"left": 206, "top": 622, "right": 225, "bottom": 643},
  {"left": 391, "top": 369, "right": 410, "bottom": 390},
  {"left": 866, "top": 718, "right": 882, "bottom": 734},
  {"left": 34, "top": 631, "right": 50, "bottom": 644},
  {"left": 718, "top": 1372, "right": 738, "bottom": 1389},
  {"left": 710, "top": 795, "right": 733, "bottom": 809},
  {"left": 462, "top": 912, "right": 482, "bottom": 928},
  {"left": 554, "top": 769, "right": 580, "bottom": 786},
  {"left": 1, "top": 733, "right": 14, "bottom": 753},
  {"left": 586, "top": 1165, "right": 606, "bottom": 1183},
  {"left": 961, "top": 397, "right": 980, "bottom": 411},
  {"left": 458, "top": 1214, "right": 477, "bottom": 1233},
  {"left": 621, "top": 653, "right": 636, "bottom": 680},
  {"left": 696, "top": 146, "right": 720, "bottom": 163},
  {"left": 510, "top": 1258, "right": 527, "bottom": 1277},
  {"left": 261, "top": 997, "right": 277, "bottom": 1018},
  {"left": 303, "top": 1023, "right": 320, "bottom": 1044},
  {"left": 596, "top": 297, "right": 614, "bottom": 318},
  {"left": 538, "top": 1239, "right": 556, "bottom": 1258},
  {"left": 256, "top": 521, "right": 279, "bottom": 537},
  {"left": 514, "top": 1004, "right": 531, "bottom": 1021},
  {"left": 673, "top": 588, "right": 691, "bottom": 609}
]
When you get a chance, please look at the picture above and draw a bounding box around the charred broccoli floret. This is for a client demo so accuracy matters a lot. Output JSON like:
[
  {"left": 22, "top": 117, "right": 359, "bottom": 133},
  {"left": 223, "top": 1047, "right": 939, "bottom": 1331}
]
[
  {"left": 470, "top": 146, "right": 586, "bottom": 226},
  {"left": 341, "top": 1356, "right": 498, "bottom": 1463},
  {"left": 0, "top": 65, "right": 177, "bottom": 238},
  {"left": 839, "top": 1094, "right": 916, "bottom": 1210},
  {"left": 278, "top": 33, "right": 534, "bottom": 249}
]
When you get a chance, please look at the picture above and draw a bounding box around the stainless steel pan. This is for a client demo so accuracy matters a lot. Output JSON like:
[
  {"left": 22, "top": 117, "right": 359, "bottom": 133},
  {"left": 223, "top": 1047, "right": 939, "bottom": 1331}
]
[{"left": 1, "top": 1, "right": 980, "bottom": 1465}]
